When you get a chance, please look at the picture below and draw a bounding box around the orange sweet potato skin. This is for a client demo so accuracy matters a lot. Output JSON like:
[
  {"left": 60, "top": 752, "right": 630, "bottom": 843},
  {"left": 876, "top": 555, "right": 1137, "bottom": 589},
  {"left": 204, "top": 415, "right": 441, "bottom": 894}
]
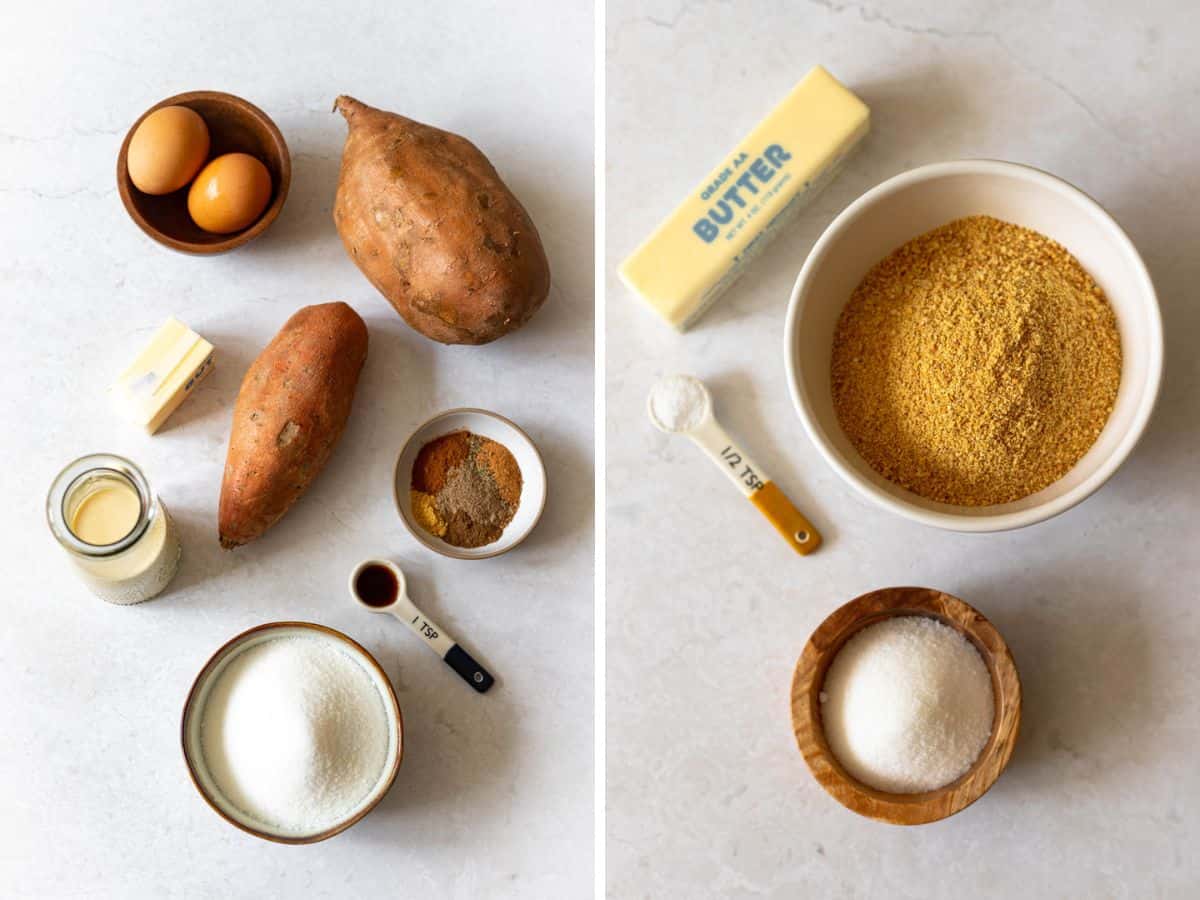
[
  {"left": 333, "top": 96, "right": 550, "bottom": 345},
  {"left": 218, "top": 302, "right": 368, "bottom": 549}
]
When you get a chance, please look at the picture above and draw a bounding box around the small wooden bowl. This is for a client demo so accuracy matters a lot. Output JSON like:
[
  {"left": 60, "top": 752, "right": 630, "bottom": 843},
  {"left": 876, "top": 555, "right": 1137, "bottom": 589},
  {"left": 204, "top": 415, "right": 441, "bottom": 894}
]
[
  {"left": 117, "top": 90, "right": 290, "bottom": 254},
  {"left": 790, "top": 587, "right": 1021, "bottom": 825}
]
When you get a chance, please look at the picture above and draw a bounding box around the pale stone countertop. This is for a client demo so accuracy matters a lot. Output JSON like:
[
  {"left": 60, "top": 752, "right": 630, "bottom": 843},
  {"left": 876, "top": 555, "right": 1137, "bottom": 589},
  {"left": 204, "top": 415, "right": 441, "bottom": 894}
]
[
  {"left": 0, "top": 2, "right": 593, "bottom": 897},
  {"left": 606, "top": 1, "right": 1199, "bottom": 897}
]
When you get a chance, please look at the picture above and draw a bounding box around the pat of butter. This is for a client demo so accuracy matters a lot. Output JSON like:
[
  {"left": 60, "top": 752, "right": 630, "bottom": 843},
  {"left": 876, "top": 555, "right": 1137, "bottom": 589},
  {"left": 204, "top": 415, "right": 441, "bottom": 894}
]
[
  {"left": 112, "top": 318, "right": 214, "bottom": 434},
  {"left": 619, "top": 66, "right": 870, "bottom": 331}
]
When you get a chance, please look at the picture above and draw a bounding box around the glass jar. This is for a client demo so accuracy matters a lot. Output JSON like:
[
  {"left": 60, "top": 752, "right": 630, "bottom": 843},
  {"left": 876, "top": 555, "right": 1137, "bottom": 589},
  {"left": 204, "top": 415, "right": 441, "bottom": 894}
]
[{"left": 46, "top": 454, "right": 182, "bottom": 605}]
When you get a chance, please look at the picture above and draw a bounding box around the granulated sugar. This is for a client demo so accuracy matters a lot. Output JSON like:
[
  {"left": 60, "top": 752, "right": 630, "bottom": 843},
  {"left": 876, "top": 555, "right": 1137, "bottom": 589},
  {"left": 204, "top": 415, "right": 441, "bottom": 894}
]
[
  {"left": 820, "top": 616, "right": 993, "bottom": 793},
  {"left": 199, "top": 635, "right": 390, "bottom": 833}
]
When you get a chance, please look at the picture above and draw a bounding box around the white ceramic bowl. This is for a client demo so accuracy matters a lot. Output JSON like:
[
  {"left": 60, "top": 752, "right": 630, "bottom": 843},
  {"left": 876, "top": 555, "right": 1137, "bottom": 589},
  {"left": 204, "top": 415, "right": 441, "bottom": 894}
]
[
  {"left": 784, "top": 160, "right": 1162, "bottom": 532},
  {"left": 393, "top": 408, "right": 547, "bottom": 559},
  {"left": 181, "top": 622, "right": 403, "bottom": 844}
]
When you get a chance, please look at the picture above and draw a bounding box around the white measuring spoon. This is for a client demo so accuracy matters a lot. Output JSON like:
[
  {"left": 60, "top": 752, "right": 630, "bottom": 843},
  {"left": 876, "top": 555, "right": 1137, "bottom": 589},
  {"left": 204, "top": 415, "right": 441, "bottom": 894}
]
[
  {"left": 349, "top": 558, "right": 495, "bottom": 693},
  {"left": 648, "top": 374, "right": 821, "bottom": 556}
]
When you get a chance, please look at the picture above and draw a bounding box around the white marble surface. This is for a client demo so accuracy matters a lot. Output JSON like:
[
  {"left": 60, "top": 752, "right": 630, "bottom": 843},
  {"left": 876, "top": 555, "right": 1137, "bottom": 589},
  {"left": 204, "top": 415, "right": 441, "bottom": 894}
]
[
  {"left": 607, "top": 1, "right": 1199, "bottom": 897},
  {"left": 0, "top": 2, "right": 592, "bottom": 897}
]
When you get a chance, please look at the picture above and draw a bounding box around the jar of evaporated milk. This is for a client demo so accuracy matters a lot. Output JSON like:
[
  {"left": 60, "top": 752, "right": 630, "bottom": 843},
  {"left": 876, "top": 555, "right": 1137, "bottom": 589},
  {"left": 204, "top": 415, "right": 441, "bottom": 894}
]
[{"left": 46, "top": 454, "right": 182, "bottom": 604}]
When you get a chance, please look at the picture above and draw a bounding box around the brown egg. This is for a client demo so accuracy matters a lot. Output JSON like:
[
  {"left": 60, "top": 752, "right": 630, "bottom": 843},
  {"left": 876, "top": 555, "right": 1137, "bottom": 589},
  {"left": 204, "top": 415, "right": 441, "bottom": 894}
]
[
  {"left": 187, "top": 153, "right": 273, "bottom": 234},
  {"left": 126, "top": 106, "right": 211, "bottom": 195}
]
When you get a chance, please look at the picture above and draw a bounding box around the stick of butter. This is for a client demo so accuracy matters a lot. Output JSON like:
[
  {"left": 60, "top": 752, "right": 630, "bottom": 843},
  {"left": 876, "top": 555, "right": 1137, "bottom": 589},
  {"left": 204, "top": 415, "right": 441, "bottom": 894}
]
[
  {"left": 112, "top": 318, "right": 214, "bottom": 434},
  {"left": 619, "top": 66, "right": 870, "bottom": 331}
]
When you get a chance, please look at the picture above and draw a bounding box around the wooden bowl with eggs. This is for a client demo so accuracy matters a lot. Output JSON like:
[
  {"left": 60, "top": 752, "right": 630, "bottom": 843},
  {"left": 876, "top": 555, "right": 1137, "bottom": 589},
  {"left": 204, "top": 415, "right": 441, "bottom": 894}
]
[
  {"left": 117, "top": 90, "right": 290, "bottom": 254},
  {"left": 790, "top": 586, "right": 1022, "bottom": 825}
]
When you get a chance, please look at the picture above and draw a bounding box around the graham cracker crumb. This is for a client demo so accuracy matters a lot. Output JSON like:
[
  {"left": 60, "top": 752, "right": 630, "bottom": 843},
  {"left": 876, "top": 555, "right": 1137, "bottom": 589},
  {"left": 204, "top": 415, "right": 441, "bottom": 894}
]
[{"left": 831, "top": 215, "right": 1122, "bottom": 506}]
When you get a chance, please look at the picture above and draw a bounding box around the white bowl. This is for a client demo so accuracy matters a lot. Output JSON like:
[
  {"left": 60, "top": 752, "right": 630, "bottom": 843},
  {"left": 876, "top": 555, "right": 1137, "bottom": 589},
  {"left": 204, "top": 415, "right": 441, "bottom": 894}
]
[
  {"left": 393, "top": 408, "right": 547, "bottom": 559},
  {"left": 784, "top": 160, "right": 1162, "bottom": 532},
  {"left": 181, "top": 622, "right": 403, "bottom": 843}
]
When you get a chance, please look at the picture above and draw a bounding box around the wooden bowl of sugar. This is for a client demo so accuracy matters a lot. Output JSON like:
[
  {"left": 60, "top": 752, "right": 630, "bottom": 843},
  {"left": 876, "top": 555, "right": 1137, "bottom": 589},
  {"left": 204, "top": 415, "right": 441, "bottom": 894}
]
[{"left": 790, "top": 587, "right": 1021, "bottom": 825}]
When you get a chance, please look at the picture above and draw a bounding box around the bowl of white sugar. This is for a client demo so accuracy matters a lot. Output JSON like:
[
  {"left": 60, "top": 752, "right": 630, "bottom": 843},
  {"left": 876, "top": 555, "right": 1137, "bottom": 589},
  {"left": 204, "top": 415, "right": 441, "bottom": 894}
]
[
  {"left": 790, "top": 587, "right": 1021, "bottom": 825},
  {"left": 182, "top": 622, "right": 403, "bottom": 843}
]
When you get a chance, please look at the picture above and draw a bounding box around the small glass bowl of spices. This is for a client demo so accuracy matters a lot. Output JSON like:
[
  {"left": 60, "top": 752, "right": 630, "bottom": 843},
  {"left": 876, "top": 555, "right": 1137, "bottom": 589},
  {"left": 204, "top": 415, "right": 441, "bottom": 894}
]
[{"left": 394, "top": 409, "right": 547, "bottom": 559}]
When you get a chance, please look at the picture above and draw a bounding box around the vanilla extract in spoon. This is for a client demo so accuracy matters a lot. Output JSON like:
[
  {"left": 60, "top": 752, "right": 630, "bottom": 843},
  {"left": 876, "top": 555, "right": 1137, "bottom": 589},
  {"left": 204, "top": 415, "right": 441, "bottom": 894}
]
[{"left": 354, "top": 563, "right": 398, "bottom": 608}]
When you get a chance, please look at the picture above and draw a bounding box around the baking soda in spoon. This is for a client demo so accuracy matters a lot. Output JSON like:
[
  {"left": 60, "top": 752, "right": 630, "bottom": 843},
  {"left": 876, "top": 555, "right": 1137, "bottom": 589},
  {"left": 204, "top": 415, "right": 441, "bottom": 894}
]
[
  {"left": 648, "top": 375, "right": 821, "bottom": 555},
  {"left": 649, "top": 375, "right": 711, "bottom": 432}
]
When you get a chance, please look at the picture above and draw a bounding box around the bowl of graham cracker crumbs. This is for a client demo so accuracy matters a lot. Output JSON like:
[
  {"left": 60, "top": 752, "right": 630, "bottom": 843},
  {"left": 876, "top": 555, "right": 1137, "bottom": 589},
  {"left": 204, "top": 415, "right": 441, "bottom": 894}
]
[
  {"left": 393, "top": 408, "right": 547, "bottom": 558},
  {"left": 785, "top": 160, "right": 1162, "bottom": 532}
]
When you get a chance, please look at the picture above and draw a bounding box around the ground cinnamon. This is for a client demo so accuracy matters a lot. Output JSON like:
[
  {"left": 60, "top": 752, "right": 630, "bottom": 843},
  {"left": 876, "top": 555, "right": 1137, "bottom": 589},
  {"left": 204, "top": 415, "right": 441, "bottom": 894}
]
[
  {"left": 410, "top": 430, "right": 523, "bottom": 548},
  {"left": 412, "top": 431, "right": 470, "bottom": 494},
  {"left": 476, "top": 438, "right": 523, "bottom": 506}
]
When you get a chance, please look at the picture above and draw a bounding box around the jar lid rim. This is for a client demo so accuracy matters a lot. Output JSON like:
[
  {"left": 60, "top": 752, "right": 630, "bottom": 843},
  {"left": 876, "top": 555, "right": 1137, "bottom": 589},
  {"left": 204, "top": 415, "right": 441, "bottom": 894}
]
[{"left": 46, "top": 453, "right": 154, "bottom": 558}]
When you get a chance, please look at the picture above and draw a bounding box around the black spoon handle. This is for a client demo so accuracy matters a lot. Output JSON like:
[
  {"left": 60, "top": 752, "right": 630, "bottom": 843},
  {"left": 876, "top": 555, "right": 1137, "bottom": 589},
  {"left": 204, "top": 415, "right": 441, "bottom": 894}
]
[{"left": 443, "top": 644, "right": 495, "bottom": 693}]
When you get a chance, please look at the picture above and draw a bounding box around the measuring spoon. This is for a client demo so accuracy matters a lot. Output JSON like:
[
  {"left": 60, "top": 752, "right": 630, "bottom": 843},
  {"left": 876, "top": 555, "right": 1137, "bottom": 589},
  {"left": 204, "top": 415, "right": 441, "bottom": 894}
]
[
  {"left": 349, "top": 558, "right": 495, "bottom": 693},
  {"left": 648, "top": 374, "right": 821, "bottom": 556}
]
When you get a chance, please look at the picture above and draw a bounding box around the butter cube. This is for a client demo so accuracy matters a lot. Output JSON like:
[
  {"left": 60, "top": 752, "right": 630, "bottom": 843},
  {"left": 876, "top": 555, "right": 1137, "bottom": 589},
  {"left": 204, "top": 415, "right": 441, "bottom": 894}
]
[
  {"left": 620, "top": 66, "right": 870, "bottom": 331},
  {"left": 112, "top": 318, "right": 214, "bottom": 434}
]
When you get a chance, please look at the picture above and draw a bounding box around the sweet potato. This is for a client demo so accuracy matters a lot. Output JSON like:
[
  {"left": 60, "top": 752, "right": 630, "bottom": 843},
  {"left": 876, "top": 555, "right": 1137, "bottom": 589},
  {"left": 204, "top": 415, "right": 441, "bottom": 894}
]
[
  {"left": 332, "top": 95, "right": 550, "bottom": 345},
  {"left": 218, "top": 302, "right": 368, "bottom": 549}
]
